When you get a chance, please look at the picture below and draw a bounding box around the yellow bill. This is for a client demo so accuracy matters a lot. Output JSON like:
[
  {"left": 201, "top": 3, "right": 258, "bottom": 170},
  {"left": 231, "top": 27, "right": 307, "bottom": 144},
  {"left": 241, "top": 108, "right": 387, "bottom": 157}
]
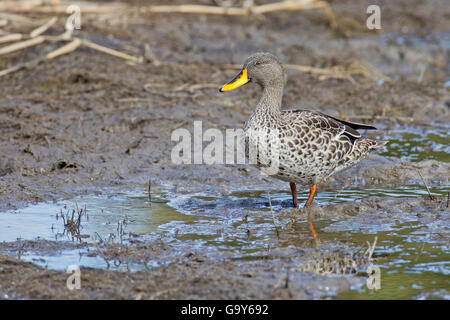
[{"left": 219, "top": 68, "right": 250, "bottom": 92}]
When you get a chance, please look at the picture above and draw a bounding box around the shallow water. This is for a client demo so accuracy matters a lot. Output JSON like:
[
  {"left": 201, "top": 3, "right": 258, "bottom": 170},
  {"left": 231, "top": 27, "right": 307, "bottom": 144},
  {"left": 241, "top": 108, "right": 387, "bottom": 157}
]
[
  {"left": 0, "top": 125, "right": 448, "bottom": 299},
  {"left": 334, "top": 222, "right": 450, "bottom": 300},
  {"left": 0, "top": 183, "right": 448, "bottom": 298},
  {"left": 377, "top": 126, "right": 449, "bottom": 163}
]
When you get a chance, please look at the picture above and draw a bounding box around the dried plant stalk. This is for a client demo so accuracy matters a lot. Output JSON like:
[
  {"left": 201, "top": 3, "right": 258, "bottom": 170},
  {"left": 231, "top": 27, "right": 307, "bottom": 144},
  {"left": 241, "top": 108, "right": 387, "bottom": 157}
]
[
  {"left": 149, "top": 4, "right": 246, "bottom": 15},
  {"left": 0, "top": 1, "right": 125, "bottom": 14},
  {"left": 148, "top": 0, "right": 337, "bottom": 27},
  {"left": 46, "top": 38, "right": 81, "bottom": 59},
  {"left": 254, "top": 0, "right": 323, "bottom": 14},
  {"left": 0, "top": 33, "right": 23, "bottom": 44},
  {"left": 0, "top": 57, "right": 44, "bottom": 77},
  {"left": 80, "top": 39, "right": 142, "bottom": 63},
  {"left": 0, "top": 35, "right": 45, "bottom": 55},
  {"left": 30, "top": 16, "right": 57, "bottom": 38}
]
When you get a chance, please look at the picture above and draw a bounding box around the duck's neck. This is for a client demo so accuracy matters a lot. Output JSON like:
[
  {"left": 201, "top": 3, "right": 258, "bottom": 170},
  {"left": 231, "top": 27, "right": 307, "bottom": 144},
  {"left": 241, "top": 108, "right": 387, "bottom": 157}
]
[{"left": 255, "top": 83, "right": 283, "bottom": 118}]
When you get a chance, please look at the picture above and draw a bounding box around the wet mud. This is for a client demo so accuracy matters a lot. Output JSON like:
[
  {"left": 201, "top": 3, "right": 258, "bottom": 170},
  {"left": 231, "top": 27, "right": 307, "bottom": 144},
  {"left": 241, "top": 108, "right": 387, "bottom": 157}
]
[{"left": 0, "top": 0, "right": 449, "bottom": 299}]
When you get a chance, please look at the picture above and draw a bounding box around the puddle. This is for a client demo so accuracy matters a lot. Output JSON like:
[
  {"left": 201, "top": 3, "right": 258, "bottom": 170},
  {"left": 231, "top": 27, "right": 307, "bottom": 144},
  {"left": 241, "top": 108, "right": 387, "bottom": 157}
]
[
  {"left": 0, "top": 194, "right": 208, "bottom": 271},
  {"left": 0, "top": 182, "right": 448, "bottom": 299},
  {"left": 1, "top": 194, "right": 189, "bottom": 243},
  {"left": 334, "top": 222, "right": 450, "bottom": 300}
]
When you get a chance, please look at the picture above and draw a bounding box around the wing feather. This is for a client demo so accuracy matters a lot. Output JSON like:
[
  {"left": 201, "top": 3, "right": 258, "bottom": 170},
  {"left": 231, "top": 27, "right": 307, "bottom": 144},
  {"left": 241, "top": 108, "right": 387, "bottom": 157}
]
[{"left": 282, "top": 109, "right": 376, "bottom": 142}]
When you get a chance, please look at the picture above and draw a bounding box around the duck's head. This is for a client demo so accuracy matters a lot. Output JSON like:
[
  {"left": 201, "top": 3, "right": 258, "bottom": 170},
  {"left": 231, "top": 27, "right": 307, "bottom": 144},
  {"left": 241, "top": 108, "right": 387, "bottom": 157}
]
[{"left": 219, "top": 52, "right": 284, "bottom": 92}]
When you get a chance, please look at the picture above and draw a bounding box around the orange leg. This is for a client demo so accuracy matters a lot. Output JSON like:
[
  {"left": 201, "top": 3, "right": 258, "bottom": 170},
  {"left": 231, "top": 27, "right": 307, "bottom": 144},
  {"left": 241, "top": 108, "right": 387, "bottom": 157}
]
[
  {"left": 289, "top": 182, "right": 299, "bottom": 208},
  {"left": 305, "top": 184, "right": 318, "bottom": 238},
  {"left": 305, "top": 184, "right": 317, "bottom": 207}
]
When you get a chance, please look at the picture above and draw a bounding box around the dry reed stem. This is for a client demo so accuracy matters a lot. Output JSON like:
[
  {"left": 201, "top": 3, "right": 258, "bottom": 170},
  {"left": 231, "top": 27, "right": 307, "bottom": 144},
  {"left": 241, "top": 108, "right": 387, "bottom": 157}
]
[
  {"left": 0, "top": 37, "right": 143, "bottom": 77},
  {"left": 30, "top": 16, "right": 57, "bottom": 38},
  {"left": 0, "top": 33, "right": 23, "bottom": 44},
  {"left": 92, "top": 237, "right": 111, "bottom": 269},
  {"left": 0, "top": 35, "right": 45, "bottom": 55},
  {"left": 0, "top": 12, "right": 39, "bottom": 25},
  {"left": 46, "top": 38, "right": 81, "bottom": 59},
  {"left": 0, "top": 1, "right": 126, "bottom": 14},
  {"left": 254, "top": 0, "right": 336, "bottom": 28},
  {"left": 347, "top": 60, "right": 391, "bottom": 82},
  {"left": 417, "top": 170, "right": 434, "bottom": 200},
  {"left": 0, "top": 7, "right": 143, "bottom": 78},
  {"left": 0, "top": 62, "right": 26, "bottom": 77},
  {"left": 173, "top": 83, "right": 221, "bottom": 92},
  {"left": 149, "top": 4, "right": 246, "bottom": 15},
  {"left": 267, "top": 192, "right": 281, "bottom": 239},
  {"left": 0, "top": 35, "right": 142, "bottom": 77},
  {"left": 0, "top": 57, "right": 43, "bottom": 77},
  {"left": 80, "top": 39, "right": 143, "bottom": 63},
  {"left": 148, "top": 0, "right": 337, "bottom": 27}
]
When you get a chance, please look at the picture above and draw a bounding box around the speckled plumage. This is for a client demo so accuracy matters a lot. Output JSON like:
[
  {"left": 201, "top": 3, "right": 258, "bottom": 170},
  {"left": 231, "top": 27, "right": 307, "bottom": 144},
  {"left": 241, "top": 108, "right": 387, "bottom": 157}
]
[
  {"left": 244, "top": 108, "right": 385, "bottom": 185},
  {"left": 221, "top": 52, "right": 387, "bottom": 214}
]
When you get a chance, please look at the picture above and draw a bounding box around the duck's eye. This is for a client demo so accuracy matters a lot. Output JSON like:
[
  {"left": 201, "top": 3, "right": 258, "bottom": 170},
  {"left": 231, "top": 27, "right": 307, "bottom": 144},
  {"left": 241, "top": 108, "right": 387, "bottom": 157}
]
[{"left": 255, "top": 61, "right": 262, "bottom": 66}]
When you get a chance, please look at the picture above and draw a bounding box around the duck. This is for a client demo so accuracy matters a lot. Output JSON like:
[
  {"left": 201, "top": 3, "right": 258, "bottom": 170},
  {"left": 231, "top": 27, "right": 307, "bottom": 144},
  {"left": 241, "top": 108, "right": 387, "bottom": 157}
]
[{"left": 219, "top": 52, "right": 387, "bottom": 238}]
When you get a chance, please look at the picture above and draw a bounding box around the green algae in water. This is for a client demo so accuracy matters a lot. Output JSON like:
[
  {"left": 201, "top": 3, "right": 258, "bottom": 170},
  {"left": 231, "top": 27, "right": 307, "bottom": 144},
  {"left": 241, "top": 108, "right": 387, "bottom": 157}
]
[
  {"left": 230, "top": 185, "right": 449, "bottom": 204},
  {"left": 175, "top": 187, "right": 450, "bottom": 299},
  {"left": 378, "top": 128, "right": 449, "bottom": 162},
  {"left": 332, "top": 221, "right": 450, "bottom": 300}
]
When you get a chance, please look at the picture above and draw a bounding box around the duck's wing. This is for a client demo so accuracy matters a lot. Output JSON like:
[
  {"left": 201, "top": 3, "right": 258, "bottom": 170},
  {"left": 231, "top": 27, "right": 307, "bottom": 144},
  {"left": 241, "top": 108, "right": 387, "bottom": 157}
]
[{"left": 283, "top": 109, "right": 377, "bottom": 141}]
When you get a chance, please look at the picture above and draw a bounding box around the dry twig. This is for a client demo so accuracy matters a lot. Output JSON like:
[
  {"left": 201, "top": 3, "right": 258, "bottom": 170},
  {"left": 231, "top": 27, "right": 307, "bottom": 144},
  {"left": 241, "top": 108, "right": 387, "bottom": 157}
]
[
  {"left": 46, "top": 38, "right": 81, "bottom": 59},
  {"left": 80, "top": 39, "right": 143, "bottom": 63},
  {"left": 0, "top": 33, "right": 23, "bottom": 44},
  {"left": 268, "top": 192, "right": 281, "bottom": 239},
  {"left": 30, "top": 16, "right": 57, "bottom": 38},
  {"left": 0, "top": 56, "right": 45, "bottom": 77},
  {"left": 0, "top": 1, "right": 126, "bottom": 14},
  {"left": 147, "top": 0, "right": 336, "bottom": 27},
  {"left": 417, "top": 169, "right": 434, "bottom": 200},
  {"left": 0, "top": 25, "right": 143, "bottom": 78},
  {"left": 0, "top": 35, "right": 45, "bottom": 55}
]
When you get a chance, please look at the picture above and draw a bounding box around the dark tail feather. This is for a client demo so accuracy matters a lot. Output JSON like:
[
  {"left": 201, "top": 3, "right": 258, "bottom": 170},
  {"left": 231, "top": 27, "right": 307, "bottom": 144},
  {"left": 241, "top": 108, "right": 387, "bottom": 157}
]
[{"left": 320, "top": 112, "right": 378, "bottom": 131}]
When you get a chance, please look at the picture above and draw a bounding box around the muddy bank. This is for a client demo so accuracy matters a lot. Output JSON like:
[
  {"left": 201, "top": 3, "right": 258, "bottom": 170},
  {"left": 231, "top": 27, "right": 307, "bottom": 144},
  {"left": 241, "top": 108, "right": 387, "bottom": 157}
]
[
  {"left": 0, "top": 251, "right": 365, "bottom": 299},
  {"left": 283, "top": 196, "right": 449, "bottom": 229}
]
